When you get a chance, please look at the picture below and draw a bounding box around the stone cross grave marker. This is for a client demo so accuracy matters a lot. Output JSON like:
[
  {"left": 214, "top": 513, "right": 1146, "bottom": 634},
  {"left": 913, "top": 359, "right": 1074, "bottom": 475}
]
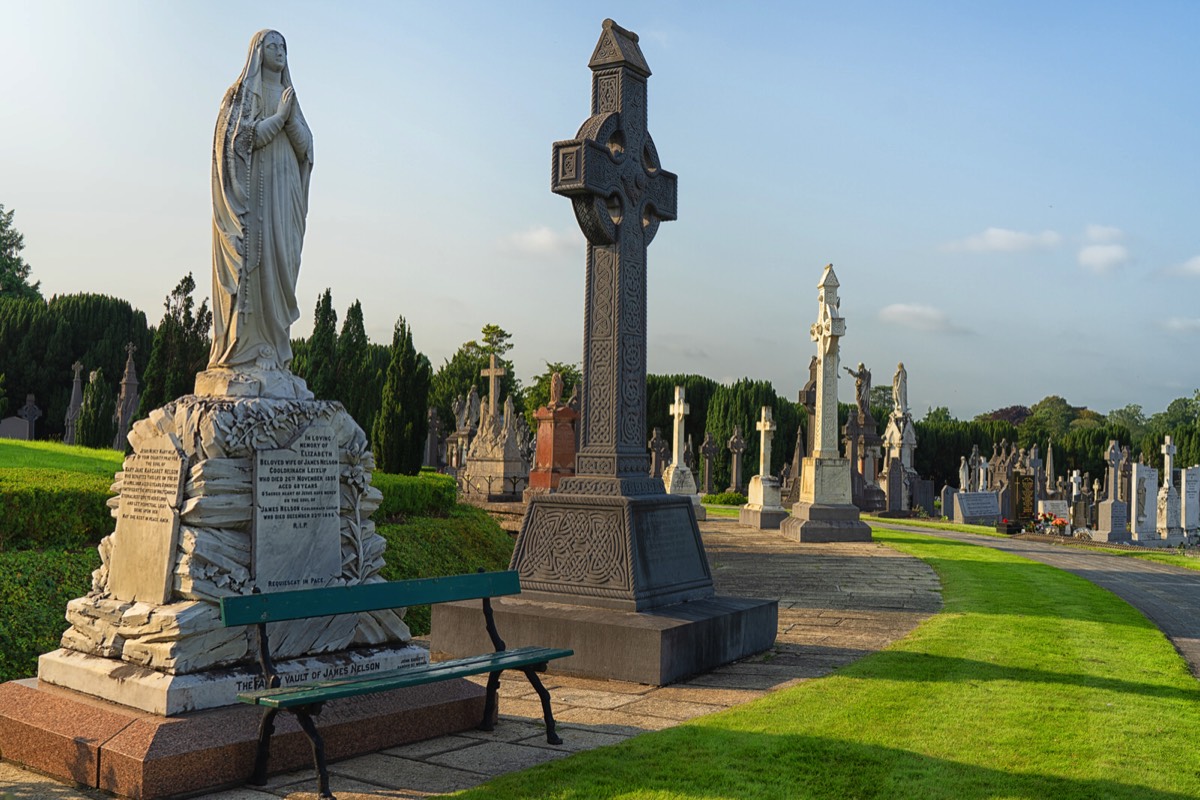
[
  {"left": 756, "top": 406, "right": 776, "bottom": 477},
  {"left": 480, "top": 353, "right": 506, "bottom": 418},
  {"left": 728, "top": 426, "right": 747, "bottom": 493},
  {"left": 548, "top": 19, "right": 677, "bottom": 491},
  {"left": 669, "top": 386, "right": 689, "bottom": 468},
  {"left": 700, "top": 432, "right": 718, "bottom": 495}
]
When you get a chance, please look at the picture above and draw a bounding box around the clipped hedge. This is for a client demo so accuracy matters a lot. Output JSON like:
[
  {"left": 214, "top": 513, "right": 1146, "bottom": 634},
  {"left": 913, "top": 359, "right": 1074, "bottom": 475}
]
[
  {"left": 0, "top": 549, "right": 100, "bottom": 682},
  {"left": 371, "top": 469, "right": 457, "bottom": 521},
  {"left": 703, "top": 491, "right": 748, "bottom": 506},
  {"left": 377, "top": 504, "right": 514, "bottom": 635},
  {"left": 0, "top": 469, "right": 114, "bottom": 551}
]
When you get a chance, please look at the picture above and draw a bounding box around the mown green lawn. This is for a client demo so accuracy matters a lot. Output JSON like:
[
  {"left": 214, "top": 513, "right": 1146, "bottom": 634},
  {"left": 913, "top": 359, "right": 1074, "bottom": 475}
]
[
  {"left": 454, "top": 528, "right": 1200, "bottom": 799},
  {"left": 0, "top": 438, "right": 124, "bottom": 473}
]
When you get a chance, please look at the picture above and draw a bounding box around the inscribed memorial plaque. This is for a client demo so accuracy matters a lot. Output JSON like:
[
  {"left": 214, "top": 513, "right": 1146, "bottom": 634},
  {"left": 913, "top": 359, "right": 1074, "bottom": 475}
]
[
  {"left": 953, "top": 492, "right": 1000, "bottom": 525},
  {"left": 1012, "top": 474, "right": 1037, "bottom": 523},
  {"left": 108, "top": 435, "right": 188, "bottom": 604},
  {"left": 254, "top": 423, "right": 341, "bottom": 591}
]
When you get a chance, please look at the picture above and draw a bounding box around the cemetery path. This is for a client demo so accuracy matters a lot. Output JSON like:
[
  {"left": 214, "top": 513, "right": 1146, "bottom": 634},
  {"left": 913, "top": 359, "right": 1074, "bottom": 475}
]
[{"left": 874, "top": 523, "right": 1200, "bottom": 680}]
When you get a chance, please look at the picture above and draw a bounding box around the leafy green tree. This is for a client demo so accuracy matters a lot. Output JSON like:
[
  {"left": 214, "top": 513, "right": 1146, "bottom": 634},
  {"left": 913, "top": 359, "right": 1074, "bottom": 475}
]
[
  {"left": 1021, "top": 395, "right": 1076, "bottom": 444},
  {"left": 923, "top": 406, "right": 954, "bottom": 424},
  {"left": 293, "top": 289, "right": 338, "bottom": 400},
  {"left": 0, "top": 204, "right": 41, "bottom": 301},
  {"left": 523, "top": 361, "right": 582, "bottom": 430},
  {"left": 1107, "top": 404, "right": 1147, "bottom": 441},
  {"left": 76, "top": 368, "right": 116, "bottom": 449},
  {"left": 372, "top": 316, "right": 432, "bottom": 474},
  {"left": 912, "top": 419, "right": 1020, "bottom": 490},
  {"left": 1147, "top": 394, "right": 1199, "bottom": 437},
  {"left": 976, "top": 405, "right": 1032, "bottom": 427},
  {"left": 138, "top": 274, "right": 211, "bottom": 418},
  {"left": 429, "top": 323, "right": 520, "bottom": 430},
  {"left": 869, "top": 384, "right": 893, "bottom": 412}
]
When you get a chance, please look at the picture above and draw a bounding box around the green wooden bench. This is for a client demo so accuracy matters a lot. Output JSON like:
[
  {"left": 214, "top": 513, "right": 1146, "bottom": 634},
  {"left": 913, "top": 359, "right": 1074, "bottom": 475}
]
[{"left": 219, "top": 570, "right": 573, "bottom": 799}]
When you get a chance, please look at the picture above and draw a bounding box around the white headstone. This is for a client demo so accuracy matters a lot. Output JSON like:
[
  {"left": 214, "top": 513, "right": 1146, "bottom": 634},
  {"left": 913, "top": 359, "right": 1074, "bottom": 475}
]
[
  {"left": 1181, "top": 466, "right": 1200, "bottom": 534},
  {"left": 1130, "top": 462, "right": 1159, "bottom": 541}
]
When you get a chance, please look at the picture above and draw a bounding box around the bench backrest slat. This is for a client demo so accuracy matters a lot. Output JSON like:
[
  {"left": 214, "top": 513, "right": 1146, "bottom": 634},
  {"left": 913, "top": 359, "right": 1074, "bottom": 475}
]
[{"left": 219, "top": 570, "right": 521, "bottom": 627}]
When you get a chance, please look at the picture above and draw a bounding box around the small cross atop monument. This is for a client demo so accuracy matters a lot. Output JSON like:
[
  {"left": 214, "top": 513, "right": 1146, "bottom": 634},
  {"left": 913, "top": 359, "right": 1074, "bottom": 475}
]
[
  {"left": 1105, "top": 439, "right": 1122, "bottom": 500},
  {"left": 669, "top": 386, "right": 689, "bottom": 467},
  {"left": 72, "top": 361, "right": 84, "bottom": 381},
  {"left": 480, "top": 353, "right": 506, "bottom": 418},
  {"left": 1162, "top": 435, "right": 1177, "bottom": 484},
  {"left": 756, "top": 407, "right": 776, "bottom": 477}
]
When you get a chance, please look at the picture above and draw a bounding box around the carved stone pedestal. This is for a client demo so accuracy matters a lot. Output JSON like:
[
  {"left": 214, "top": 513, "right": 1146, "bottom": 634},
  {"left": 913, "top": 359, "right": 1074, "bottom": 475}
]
[
  {"left": 781, "top": 457, "right": 872, "bottom": 543},
  {"left": 525, "top": 401, "right": 579, "bottom": 495},
  {"left": 739, "top": 475, "right": 786, "bottom": 529},
  {"left": 431, "top": 492, "right": 777, "bottom": 684}
]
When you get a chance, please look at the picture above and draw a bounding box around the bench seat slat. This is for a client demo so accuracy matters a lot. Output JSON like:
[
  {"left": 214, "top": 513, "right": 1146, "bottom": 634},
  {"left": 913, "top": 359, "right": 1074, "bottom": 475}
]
[
  {"left": 220, "top": 571, "right": 521, "bottom": 627},
  {"left": 238, "top": 646, "right": 574, "bottom": 709}
]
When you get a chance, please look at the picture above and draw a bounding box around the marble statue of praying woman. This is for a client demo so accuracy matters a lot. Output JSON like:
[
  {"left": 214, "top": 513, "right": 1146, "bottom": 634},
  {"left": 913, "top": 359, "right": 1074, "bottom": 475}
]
[
  {"left": 892, "top": 362, "right": 908, "bottom": 416},
  {"left": 209, "top": 30, "right": 314, "bottom": 374}
]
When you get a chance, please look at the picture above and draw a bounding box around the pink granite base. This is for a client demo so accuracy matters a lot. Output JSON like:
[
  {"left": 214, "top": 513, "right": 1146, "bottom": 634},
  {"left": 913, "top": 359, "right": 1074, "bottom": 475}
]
[{"left": 0, "top": 677, "right": 486, "bottom": 799}]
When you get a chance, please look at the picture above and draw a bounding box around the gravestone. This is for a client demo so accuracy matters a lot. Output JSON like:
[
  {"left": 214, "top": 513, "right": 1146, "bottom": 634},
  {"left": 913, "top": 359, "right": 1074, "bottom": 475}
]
[
  {"left": 1094, "top": 440, "right": 1131, "bottom": 543},
  {"left": 1037, "top": 499, "right": 1070, "bottom": 525},
  {"left": 954, "top": 492, "right": 1000, "bottom": 525},
  {"left": 780, "top": 265, "right": 870, "bottom": 542},
  {"left": 1157, "top": 436, "right": 1184, "bottom": 545},
  {"left": 1180, "top": 465, "right": 1200, "bottom": 539},
  {"left": 1129, "top": 462, "right": 1159, "bottom": 543},
  {"left": 910, "top": 478, "right": 935, "bottom": 519},
  {"left": 739, "top": 406, "right": 786, "bottom": 529},
  {"left": 1011, "top": 473, "right": 1037, "bottom": 527},
  {"left": 423, "top": 407, "right": 442, "bottom": 469},
  {"left": 699, "top": 432, "right": 719, "bottom": 495},
  {"left": 727, "top": 426, "right": 747, "bottom": 493},
  {"left": 0, "top": 394, "right": 42, "bottom": 440},
  {"left": 64, "top": 361, "right": 85, "bottom": 445},
  {"left": 940, "top": 485, "right": 957, "bottom": 520},
  {"left": 113, "top": 342, "right": 140, "bottom": 450},
  {"left": 662, "top": 386, "right": 705, "bottom": 521},
  {"left": 648, "top": 427, "right": 670, "bottom": 478},
  {"left": 437, "top": 20, "right": 776, "bottom": 685},
  {"left": 463, "top": 393, "right": 528, "bottom": 500},
  {"left": 525, "top": 372, "right": 579, "bottom": 495}
]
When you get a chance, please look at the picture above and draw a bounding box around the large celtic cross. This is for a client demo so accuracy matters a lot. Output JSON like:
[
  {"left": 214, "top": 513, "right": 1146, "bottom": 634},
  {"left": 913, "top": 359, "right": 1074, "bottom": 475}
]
[{"left": 552, "top": 18, "right": 678, "bottom": 491}]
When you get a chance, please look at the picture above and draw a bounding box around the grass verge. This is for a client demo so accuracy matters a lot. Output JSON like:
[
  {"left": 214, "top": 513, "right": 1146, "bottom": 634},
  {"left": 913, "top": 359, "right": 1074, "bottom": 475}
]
[
  {"left": 453, "top": 528, "right": 1200, "bottom": 800},
  {"left": 0, "top": 439, "right": 124, "bottom": 473}
]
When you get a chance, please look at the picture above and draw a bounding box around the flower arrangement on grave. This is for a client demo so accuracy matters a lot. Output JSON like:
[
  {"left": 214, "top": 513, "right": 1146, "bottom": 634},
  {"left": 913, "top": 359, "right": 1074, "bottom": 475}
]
[{"left": 1052, "top": 517, "right": 1069, "bottom": 534}]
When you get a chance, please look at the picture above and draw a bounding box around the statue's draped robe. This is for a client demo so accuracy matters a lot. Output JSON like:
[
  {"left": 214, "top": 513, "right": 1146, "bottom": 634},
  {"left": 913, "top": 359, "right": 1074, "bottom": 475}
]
[{"left": 210, "top": 30, "right": 313, "bottom": 371}]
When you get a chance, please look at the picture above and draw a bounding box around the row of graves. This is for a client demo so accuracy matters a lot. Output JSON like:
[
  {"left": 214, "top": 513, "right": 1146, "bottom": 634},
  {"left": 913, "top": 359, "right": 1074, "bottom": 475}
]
[
  {"left": 943, "top": 436, "right": 1200, "bottom": 546},
  {"left": 0, "top": 346, "right": 142, "bottom": 449}
]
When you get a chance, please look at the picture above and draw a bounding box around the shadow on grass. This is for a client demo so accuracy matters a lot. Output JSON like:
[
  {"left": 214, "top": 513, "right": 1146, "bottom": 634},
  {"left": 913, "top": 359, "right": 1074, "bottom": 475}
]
[
  {"left": 462, "top": 728, "right": 1199, "bottom": 800},
  {"left": 842, "top": 650, "right": 1199, "bottom": 703}
]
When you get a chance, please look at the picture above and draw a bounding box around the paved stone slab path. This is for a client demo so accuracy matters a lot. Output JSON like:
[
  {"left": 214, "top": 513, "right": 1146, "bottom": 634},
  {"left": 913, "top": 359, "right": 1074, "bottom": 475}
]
[{"left": 875, "top": 522, "right": 1200, "bottom": 679}]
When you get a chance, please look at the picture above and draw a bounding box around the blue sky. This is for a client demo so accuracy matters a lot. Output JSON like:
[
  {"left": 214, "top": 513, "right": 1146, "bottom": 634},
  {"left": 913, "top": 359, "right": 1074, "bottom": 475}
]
[{"left": 3, "top": 1, "right": 1197, "bottom": 419}]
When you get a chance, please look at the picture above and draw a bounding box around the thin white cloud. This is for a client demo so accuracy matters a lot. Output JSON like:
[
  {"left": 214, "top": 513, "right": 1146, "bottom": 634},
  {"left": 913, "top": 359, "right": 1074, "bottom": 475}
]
[
  {"left": 1163, "top": 318, "right": 1200, "bottom": 333},
  {"left": 1084, "top": 224, "right": 1123, "bottom": 243},
  {"left": 500, "top": 226, "right": 579, "bottom": 258},
  {"left": 942, "top": 227, "right": 1062, "bottom": 253},
  {"left": 879, "top": 303, "right": 970, "bottom": 334},
  {"left": 1171, "top": 255, "right": 1200, "bottom": 276},
  {"left": 1078, "top": 243, "right": 1129, "bottom": 273}
]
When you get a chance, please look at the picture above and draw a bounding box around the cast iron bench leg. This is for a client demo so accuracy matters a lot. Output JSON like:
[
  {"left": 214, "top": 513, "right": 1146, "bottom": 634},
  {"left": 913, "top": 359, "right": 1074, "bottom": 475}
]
[
  {"left": 294, "top": 707, "right": 334, "bottom": 800},
  {"left": 250, "top": 707, "right": 280, "bottom": 786},
  {"left": 521, "top": 667, "right": 562, "bottom": 745},
  {"left": 479, "top": 669, "right": 502, "bottom": 732}
]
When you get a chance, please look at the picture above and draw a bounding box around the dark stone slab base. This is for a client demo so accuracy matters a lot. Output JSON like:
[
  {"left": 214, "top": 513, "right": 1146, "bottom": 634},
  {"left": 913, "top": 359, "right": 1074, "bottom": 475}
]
[
  {"left": 781, "top": 502, "right": 872, "bottom": 543},
  {"left": 738, "top": 506, "right": 787, "bottom": 530},
  {"left": 0, "top": 676, "right": 485, "bottom": 799},
  {"left": 431, "top": 595, "right": 778, "bottom": 685}
]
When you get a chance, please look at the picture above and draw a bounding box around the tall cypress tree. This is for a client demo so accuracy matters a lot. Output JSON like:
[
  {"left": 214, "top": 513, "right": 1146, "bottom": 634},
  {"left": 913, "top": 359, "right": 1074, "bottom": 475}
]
[
  {"left": 372, "top": 316, "right": 431, "bottom": 475},
  {"left": 77, "top": 368, "right": 117, "bottom": 449},
  {"left": 294, "top": 289, "right": 338, "bottom": 400},
  {"left": 336, "top": 300, "right": 377, "bottom": 432},
  {"left": 138, "top": 274, "right": 212, "bottom": 418}
]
